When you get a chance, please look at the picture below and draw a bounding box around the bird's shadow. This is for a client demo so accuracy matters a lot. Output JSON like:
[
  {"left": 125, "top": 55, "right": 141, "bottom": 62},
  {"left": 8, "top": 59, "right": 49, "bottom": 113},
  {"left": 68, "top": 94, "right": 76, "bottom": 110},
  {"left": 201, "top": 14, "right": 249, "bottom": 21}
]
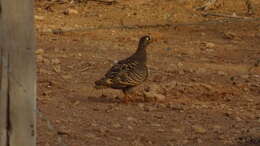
[
  {"left": 86, "top": 95, "right": 145, "bottom": 104},
  {"left": 87, "top": 95, "right": 121, "bottom": 104}
]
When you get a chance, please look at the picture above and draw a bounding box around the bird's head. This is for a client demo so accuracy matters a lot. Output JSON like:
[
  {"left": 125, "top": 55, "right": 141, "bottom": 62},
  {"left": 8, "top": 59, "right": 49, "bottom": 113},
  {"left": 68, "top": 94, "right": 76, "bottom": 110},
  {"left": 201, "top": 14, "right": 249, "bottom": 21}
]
[{"left": 138, "top": 35, "right": 152, "bottom": 49}]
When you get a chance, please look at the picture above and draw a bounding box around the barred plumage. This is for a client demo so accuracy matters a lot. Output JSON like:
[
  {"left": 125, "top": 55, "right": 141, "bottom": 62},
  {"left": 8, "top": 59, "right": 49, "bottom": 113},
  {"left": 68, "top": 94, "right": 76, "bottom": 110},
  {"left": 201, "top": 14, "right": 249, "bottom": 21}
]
[{"left": 95, "top": 35, "right": 151, "bottom": 103}]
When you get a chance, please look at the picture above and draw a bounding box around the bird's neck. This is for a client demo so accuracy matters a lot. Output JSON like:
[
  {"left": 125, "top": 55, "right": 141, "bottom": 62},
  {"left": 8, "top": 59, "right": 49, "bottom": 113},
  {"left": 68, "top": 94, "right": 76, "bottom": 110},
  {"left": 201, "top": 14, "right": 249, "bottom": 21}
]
[{"left": 131, "top": 43, "right": 147, "bottom": 63}]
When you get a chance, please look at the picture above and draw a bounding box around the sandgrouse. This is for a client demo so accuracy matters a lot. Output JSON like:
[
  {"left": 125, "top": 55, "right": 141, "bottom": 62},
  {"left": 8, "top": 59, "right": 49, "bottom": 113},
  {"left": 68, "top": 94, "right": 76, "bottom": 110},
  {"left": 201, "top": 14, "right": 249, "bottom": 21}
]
[{"left": 95, "top": 35, "right": 152, "bottom": 103}]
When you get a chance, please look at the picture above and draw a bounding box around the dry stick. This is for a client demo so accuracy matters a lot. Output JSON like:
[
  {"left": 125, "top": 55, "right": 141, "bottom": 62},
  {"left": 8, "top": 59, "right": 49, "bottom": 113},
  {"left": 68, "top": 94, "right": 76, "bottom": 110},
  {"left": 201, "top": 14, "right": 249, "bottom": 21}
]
[
  {"left": 202, "top": 13, "right": 250, "bottom": 19},
  {"left": 39, "top": 17, "right": 260, "bottom": 34}
]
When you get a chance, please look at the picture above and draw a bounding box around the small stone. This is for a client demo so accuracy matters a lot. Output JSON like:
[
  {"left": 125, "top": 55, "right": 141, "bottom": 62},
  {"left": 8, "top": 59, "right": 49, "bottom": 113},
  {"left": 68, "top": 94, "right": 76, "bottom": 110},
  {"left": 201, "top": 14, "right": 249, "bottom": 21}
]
[
  {"left": 241, "top": 74, "right": 249, "bottom": 79},
  {"left": 143, "top": 91, "right": 156, "bottom": 102},
  {"left": 157, "top": 128, "right": 165, "bottom": 132},
  {"left": 143, "top": 91, "right": 166, "bottom": 102},
  {"left": 171, "top": 128, "right": 182, "bottom": 133},
  {"left": 197, "top": 138, "right": 203, "bottom": 143},
  {"left": 128, "top": 125, "right": 134, "bottom": 130},
  {"left": 164, "top": 80, "right": 177, "bottom": 90},
  {"left": 51, "top": 58, "right": 60, "bottom": 64},
  {"left": 145, "top": 84, "right": 162, "bottom": 93},
  {"left": 63, "top": 8, "right": 79, "bottom": 15},
  {"left": 151, "top": 123, "right": 161, "bottom": 127},
  {"left": 99, "top": 127, "right": 108, "bottom": 134},
  {"left": 255, "top": 32, "right": 260, "bottom": 38},
  {"left": 177, "top": 62, "right": 183, "bottom": 68},
  {"left": 137, "top": 103, "right": 145, "bottom": 108},
  {"left": 35, "top": 49, "right": 44, "bottom": 55},
  {"left": 167, "top": 103, "right": 184, "bottom": 111},
  {"left": 204, "top": 42, "right": 215, "bottom": 48},
  {"left": 53, "top": 65, "right": 61, "bottom": 73},
  {"left": 115, "top": 137, "right": 122, "bottom": 141},
  {"left": 57, "top": 129, "right": 70, "bottom": 135},
  {"left": 154, "top": 93, "right": 166, "bottom": 102},
  {"left": 144, "top": 106, "right": 156, "bottom": 112},
  {"left": 223, "top": 32, "right": 236, "bottom": 40},
  {"left": 164, "top": 48, "right": 173, "bottom": 51},
  {"left": 127, "top": 117, "right": 137, "bottom": 122},
  {"left": 112, "top": 123, "right": 121, "bottom": 128},
  {"left": 196, "top": 68, "right": 207, "bottom": 74},
  {"left": 213, "top": 125, "right": 222, "bottom": 133},
  {"left": 37, "top": 55, "right": 44, "bottom": 62},
  {"left": 85, "top": 133, "right": 97, "bottom": 139},
  {"left": 35, "top": 15, "right": 44, "bottom": 21},
  {"left": 157, "top": 103, "right": 167, "bottom": 108},
  {"left": 217, "top": 71, "right": 227, "bottom": 76},
  {"left": 235, "top": 116, "right": 242, "bottom": 122},
  {"left": 192, "top": 125, "right": 207, "bottom": 134}
]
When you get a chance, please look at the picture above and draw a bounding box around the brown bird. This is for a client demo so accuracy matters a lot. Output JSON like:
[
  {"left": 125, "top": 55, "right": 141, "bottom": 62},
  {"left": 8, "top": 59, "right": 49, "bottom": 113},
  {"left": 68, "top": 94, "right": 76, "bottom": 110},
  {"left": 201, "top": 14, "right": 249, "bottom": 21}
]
[{"left": 95, "top": 35, "right": 152, "bottom": 103}]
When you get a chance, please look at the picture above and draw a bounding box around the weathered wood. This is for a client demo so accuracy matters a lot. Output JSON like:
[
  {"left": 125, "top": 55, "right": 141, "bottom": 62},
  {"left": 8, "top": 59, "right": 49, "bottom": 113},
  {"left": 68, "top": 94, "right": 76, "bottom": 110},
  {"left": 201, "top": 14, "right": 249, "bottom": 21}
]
[
  {"left": 0, "top": 1, "right": 8, "bottom": 145},
  {"left": 0, "top": 0, "right": 36, "bottom": 146},
  {"left": 0, "top": 49, "right": 8, "bottom": 146}
]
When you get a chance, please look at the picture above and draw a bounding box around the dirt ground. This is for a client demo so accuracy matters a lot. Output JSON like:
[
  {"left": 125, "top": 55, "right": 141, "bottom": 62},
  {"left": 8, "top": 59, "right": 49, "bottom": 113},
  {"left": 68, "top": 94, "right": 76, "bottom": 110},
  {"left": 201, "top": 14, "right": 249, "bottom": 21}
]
[{"left": 35, "top": 0, "right": 260, "bottom": 146}]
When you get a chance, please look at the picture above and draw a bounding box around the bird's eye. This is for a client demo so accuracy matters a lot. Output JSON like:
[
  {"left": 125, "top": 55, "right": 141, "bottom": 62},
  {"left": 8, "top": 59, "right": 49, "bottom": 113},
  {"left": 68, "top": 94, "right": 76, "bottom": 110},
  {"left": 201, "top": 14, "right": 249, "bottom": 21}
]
[{"left": 146, "top": 37, "right": 150, "bottom": 40}]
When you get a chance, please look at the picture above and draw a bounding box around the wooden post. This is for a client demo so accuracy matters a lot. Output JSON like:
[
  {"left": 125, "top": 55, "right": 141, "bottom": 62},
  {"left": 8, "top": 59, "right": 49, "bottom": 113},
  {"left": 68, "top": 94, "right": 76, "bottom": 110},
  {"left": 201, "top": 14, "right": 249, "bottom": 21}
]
[{"left": 0, "top": 0, "right": 36, "bottom": 146}]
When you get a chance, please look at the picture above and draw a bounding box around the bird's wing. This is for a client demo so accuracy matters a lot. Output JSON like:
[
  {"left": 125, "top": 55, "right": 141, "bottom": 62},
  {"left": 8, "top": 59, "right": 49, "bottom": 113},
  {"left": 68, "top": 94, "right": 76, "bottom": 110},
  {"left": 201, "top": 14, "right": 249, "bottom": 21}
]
[{"left": 104, "top": 60, "right": 143, "bottom": 87}]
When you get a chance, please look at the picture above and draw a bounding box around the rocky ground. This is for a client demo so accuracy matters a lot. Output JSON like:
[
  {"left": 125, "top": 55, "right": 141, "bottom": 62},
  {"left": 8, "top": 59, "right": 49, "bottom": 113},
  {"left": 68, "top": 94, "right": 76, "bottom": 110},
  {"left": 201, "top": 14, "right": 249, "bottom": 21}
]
[{"left": 36, "top": 0, "right": 260, "bottom": 146}]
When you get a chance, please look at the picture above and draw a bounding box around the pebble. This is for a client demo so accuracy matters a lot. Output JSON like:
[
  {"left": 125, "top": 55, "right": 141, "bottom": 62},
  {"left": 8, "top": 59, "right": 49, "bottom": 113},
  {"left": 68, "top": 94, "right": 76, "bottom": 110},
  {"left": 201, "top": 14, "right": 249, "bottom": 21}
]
[
  {"left": 144, "top": 106, "right": 156, "bottom": 112},
  {"left": 213, "top": 125, "right": 222, "bottom": 133},
  {"left": 126, "top": 116, "right": 137, "bottom": 123},
  {"left": 167, "top": 103, "right": 184, "bottom": 111},
  {"left": 35, "top": 15, "right": 44, "bottom": 21},
  {"left": 235, "top": 116, "right": 242, "bottom": 122},
  {"left": 143, "top": 91, "right": 155, "bottom": 102},
  {"left": 223, "top": 32, "right": 236, "bottom": 40},
  {"left": 217, "top": 71, "right": 227, "bottom": 76},
  {"left": 204, "top": 42, "right": 215, "bottom": 48},
  {"left": 137, "top": 103, "right": 145, "bottom": 108},
  {"left": 35, "top": 49, "right": 45, "bottom": 55},
  {"left": 196, "top": 68, "right": 207, "bottom": 74},
  {"left": 51, "top": 58, "right": 61, "bottom": 64},
  {"left": 144, "top": 91, "right": 166, "bottom": 102},
  {"left": 128, "top": 125, "right": 134, "bottom": 130},
  {"left": 112, "top": 123, "right": 121, "bottom": 128},
  {"left": 85, "top": 133, "right": 97, "bottom": 139},
  {"left": 63, "top": 8, "right": 79, "bottom": 15},
  {"left": 177, "top": 62, "right": 184, "bottom": 68},
  {"left": 151, "top": 123, "right": 161, "bottom": 127},
  {"left": 197, "top": 138, "right": 203, "bottom": 143},
  {"left": 255, "top": 32, "right": 260, "bottom": 38},
  {"left": 157, "top": 128, "right": 165, "bottom": 132},
  {"left": 171, "top": 128, "right": 182, "bottom": 133},
  {"left": 115, "top": 137, "right": 122, "bottom": 141},
  {"left": 192, "top": 125, "right": 207, "bottom": 134},
  {"left": 99, "top": 127, "right": 108, "bottom": 134},
  {"left": 154, "top": 93, "right": 166, "bottom": 102},
  {"left": 164, "top": 80, "right": 177, "bottom": 90}
]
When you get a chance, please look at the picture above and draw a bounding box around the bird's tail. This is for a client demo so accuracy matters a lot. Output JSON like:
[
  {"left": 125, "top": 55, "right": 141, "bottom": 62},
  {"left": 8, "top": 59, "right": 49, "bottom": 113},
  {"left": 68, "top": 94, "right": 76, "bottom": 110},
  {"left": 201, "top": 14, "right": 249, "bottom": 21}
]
[{"left": 94, "top": 78, "right": 110, "bottom": 89}]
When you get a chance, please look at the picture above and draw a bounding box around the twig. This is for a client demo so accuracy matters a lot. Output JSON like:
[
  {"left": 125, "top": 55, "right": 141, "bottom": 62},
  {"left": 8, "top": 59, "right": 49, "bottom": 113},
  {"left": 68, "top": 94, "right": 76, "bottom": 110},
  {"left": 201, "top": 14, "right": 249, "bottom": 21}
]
[
  {"left": 202, "top": 13, "right": 250, "bottom": 19},
  {"left": 39, "top": 17, "right": 260, "bottom": 34},
  {"left": 70, "top": 0, "right": 117, "bottom": 5}
]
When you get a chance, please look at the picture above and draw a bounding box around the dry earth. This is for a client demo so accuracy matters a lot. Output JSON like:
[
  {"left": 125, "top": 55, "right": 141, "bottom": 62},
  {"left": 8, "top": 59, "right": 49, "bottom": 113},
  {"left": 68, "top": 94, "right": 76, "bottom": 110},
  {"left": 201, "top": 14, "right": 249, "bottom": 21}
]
[{"left": 36, "top": 0, "right": 260, "bottom": 146}]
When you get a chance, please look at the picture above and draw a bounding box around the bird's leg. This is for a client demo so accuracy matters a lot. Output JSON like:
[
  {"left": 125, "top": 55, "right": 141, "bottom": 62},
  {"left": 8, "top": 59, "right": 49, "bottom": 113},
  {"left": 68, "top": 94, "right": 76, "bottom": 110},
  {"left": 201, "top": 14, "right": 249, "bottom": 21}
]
[
  {"left": 123, "top": 88, "right": 134, "bottom": 103},
  {"left": 122, "top": 89, "right": 129, "bottom": 103}
]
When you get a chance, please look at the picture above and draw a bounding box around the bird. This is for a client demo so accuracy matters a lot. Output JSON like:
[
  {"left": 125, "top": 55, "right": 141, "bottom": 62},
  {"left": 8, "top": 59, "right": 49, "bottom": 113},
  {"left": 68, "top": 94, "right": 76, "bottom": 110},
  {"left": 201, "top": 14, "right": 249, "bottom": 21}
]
[{"left": 95, "top": 35, "right": 152, "bottom": 103}]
